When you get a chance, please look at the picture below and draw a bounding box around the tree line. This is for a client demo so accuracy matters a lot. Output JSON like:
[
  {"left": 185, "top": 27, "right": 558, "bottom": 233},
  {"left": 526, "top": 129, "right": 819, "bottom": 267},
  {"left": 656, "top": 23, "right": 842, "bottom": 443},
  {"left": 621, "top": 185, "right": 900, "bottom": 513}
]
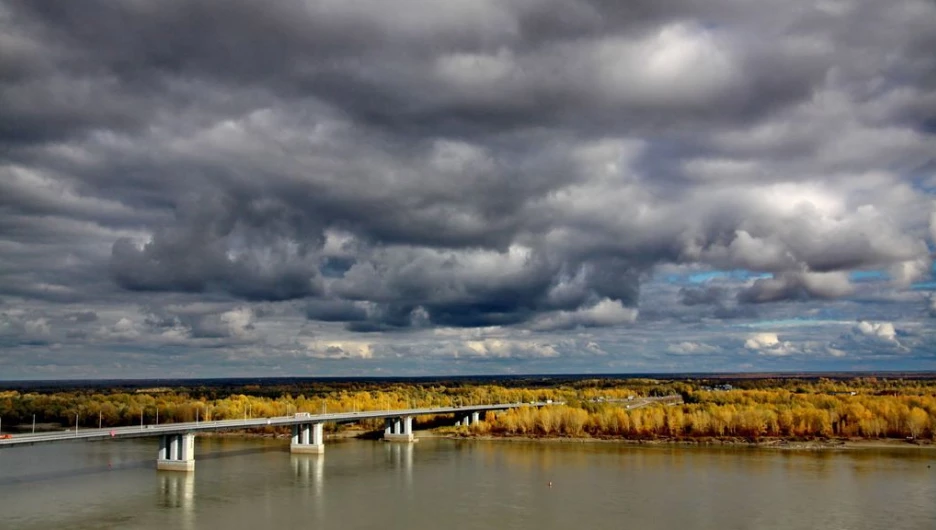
[
  {"left": 1, "top": 378, "right": 933, "bottom": 440},
  {"left": 476, "top": 393, "right": 934, "bottom": 439},
  {"left": 0, "top": 385, "right": 562, "bottom": 430}
]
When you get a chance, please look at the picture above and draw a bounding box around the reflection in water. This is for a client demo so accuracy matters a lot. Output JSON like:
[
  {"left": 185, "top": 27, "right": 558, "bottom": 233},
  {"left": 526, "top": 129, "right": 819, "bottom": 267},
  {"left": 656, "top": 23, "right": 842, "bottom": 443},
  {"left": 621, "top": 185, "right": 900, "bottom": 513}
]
[
  {"left": 158, "top": 472, "right": 194, "bottom": 530},
  {"left": 291, "top": 453, "right": 325, "bottom": 522},
  {"left": 385, "top": 442, "right": 415, "bottom": 505},
  {"left": 291, "top": 454, "right": 325, "bottom": 491},
  {"left": 385, "top": 442, "right": 414, "bottom": 491},
  {"left": 2, "top": 439, "right": 934, "bottom": 530}
]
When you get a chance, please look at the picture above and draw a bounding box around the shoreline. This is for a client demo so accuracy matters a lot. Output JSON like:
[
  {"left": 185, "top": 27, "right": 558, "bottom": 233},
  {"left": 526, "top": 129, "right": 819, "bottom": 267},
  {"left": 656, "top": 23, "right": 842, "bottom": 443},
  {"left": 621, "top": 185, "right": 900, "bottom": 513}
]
[
  {"left": 15, "top": 423, "right": 932, "bottom": 451},
  {"left": 430, "top": 432, "right": 936, "bottom": 451}
]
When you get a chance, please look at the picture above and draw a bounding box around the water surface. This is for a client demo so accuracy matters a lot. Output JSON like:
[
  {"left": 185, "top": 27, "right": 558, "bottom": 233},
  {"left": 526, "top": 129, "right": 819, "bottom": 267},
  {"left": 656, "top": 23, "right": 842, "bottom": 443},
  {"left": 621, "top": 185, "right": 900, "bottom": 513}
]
[{"left": 1, "top": 437, "right": 933, "bottom": 529}]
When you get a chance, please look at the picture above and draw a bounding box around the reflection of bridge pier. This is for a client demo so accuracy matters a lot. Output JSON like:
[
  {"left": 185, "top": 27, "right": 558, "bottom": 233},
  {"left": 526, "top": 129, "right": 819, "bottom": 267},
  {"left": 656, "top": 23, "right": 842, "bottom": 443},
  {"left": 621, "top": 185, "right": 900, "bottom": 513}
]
[
  {"left": 291, "top": 453, "right": 325, "bottom": 489},
  {"left": 158, "top": 471, "right": 195, "bottom": 529},
  {"left": 292, "top": 454, "right": 325, "bottom": 519},
  {"left": 385, "top": 441, "right": 414, "bottom": 488}
]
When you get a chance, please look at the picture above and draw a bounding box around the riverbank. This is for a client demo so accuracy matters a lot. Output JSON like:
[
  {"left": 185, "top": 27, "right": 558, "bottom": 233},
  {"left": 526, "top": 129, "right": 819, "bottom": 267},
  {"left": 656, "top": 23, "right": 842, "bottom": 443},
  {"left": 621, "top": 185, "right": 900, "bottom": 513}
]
[
  {"left": 163, "top": 427, "right": 936, "bottom": 451},
  {"left": 434, "top": 432, "right": 936, "bottom": 451},
  {"left": 17, "top": 422, "right": 929, "bottom": 451}
]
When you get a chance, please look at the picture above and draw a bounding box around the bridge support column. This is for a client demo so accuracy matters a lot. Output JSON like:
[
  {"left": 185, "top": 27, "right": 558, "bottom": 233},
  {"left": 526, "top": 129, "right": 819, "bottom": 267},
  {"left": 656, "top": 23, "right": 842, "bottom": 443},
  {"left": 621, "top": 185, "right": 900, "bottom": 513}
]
[
  {"left": 472, "top": 411, "right": 481, "bottom": 424},
  {"left": 157, "top": 433, "right": 195, "bottom": 472},
  {"left": 384, "top": 416, "right": 416, "bottom": 442},
  {"left": 291, "top": 423, "right": 325, "bottom": 454}
]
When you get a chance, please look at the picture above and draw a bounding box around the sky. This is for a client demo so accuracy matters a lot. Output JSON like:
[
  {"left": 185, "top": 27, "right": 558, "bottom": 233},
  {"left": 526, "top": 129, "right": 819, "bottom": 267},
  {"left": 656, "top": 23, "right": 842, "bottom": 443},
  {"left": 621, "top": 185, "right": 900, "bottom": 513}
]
[{"left": 1, "top": 0, "right": 936, "bottom": 379}]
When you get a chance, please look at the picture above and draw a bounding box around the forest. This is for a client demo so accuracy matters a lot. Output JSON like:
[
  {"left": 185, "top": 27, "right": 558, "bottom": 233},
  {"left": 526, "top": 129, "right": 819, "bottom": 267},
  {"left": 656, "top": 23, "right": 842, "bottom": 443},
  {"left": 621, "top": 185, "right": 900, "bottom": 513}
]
[{"left": 1, "top": 376, "right": 933, "bottom": 441}]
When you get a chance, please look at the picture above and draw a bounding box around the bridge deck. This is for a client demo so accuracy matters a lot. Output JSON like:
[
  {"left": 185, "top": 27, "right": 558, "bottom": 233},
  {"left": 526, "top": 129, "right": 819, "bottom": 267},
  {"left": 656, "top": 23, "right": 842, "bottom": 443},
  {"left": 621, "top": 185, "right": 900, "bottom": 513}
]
[{"left": 0, "top": 403, "right": 543, "bottom": 448}]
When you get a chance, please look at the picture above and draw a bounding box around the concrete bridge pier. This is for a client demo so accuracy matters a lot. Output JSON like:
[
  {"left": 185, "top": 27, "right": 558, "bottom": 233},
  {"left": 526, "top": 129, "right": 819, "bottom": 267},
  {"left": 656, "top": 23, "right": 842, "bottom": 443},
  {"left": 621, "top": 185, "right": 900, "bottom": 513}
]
[
  {"left": 157, "top": 433, "right": 196, "bottom": 471},
  {"left": 459, "top": 411, "right": 480, "bottom": 427},
  {"left": 291, "top": 423, "right": 325, "bottom": 454},
  {"left": 384, "top": 416, "right": 415, "bottom": 442},
  {"left": 384, "top": 418, "right": 400, "bottom": 436}
]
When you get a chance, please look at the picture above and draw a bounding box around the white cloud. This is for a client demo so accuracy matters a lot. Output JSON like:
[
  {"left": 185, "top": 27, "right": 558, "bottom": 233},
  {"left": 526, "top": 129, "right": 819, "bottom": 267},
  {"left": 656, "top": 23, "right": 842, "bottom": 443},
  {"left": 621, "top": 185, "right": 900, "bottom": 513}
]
[
  {"left": 889, "top": 257, "right": 931, "bottom": 288},
  {"left": 738, "top": 270, "right": 854, "bottom": 303},
  {"left": 462, "top": 339, "right": 559, "bottom": 359},
  {"left": 529, "top": 298, "right": 638, "bottom": 331},
  {"left": 594, "top": 23, "right": 740, "bottom": 107},
  {"left": 24, "top": 317, "right": 51, "bottom": 336},
  {"left": 930, "top": 204, "right": 936, "bottom": 244},
  {"left": 219, "top": 307, "right": 255, "bottom": 339},
  {"left": 666, "top": 341, "right": 718, "bottom": 355},
  {"left": 299, "top": 340, "right": 375, "bottom": 360},
  {"left": 853, "top": 320, "right": 898, "bottom": 342},
  {"left": 827, "top": 320, "right": 913, "bottom": 355},
  {"left": 745, "top": 332, "right": 780, "bottom": 349},
  {"left": 97, "top": 317, "right": 140, "bottom": 340},
  {"left": 744, "top": 332, "right": 797, "bottom": 356}
]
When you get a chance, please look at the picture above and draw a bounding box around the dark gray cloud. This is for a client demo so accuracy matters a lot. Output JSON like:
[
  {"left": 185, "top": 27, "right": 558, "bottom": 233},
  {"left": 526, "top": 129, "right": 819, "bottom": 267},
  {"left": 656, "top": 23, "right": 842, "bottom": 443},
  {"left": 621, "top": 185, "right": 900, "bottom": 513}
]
[
  {"left": 138, "top": 304, "right": 258, "bottom": 343},
  {"left": 738, "top": 271, "right": 855, "bottom": 304},
  {"left": 1, "top": 0, "right": 935, "bottom": 376},
  {"left": 2, "top": 1, "right": 828, "bottom": 140},
  {"left": 304, "top": 300, "right": 368, "bottom": 324},
  {"left": 677, "top": 284, "right": 754, "bottom": 320},
  {"left": 67, "top": 311, "right": 98, "bottom": 323},
  {"left": 679, "top": 286, "right": 726, "bottom": 306}
]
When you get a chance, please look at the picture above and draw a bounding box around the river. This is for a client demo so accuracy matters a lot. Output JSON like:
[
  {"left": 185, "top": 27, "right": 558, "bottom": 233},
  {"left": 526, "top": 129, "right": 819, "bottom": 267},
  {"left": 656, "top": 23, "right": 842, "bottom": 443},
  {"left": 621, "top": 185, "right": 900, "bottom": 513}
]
[{"left": 0, "top": 437, "right": 934, "bottom": 529}]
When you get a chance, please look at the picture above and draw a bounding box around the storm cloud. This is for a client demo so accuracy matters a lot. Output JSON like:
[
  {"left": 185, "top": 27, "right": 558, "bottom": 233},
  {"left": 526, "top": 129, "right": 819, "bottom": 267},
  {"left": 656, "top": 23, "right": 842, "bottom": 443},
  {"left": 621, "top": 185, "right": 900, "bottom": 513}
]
[{"left": 1, "top": 0, "right": 935, "bottom": 377}]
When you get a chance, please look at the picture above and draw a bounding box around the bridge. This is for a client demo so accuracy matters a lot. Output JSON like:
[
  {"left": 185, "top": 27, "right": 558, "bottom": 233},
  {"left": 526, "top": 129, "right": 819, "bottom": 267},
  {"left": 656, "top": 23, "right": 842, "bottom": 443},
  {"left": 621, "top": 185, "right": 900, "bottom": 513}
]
[{"left": 0, "top": 402, "right": 545, "bottom": 471}]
